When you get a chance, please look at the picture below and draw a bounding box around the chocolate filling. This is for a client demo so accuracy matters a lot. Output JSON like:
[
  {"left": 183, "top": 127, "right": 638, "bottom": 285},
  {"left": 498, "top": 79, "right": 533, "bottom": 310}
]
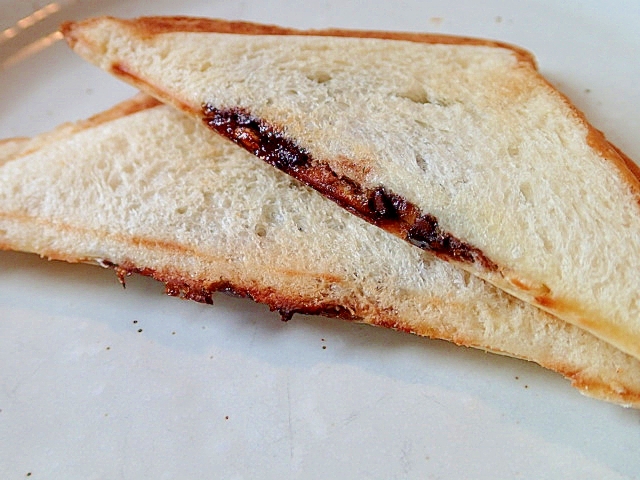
[
  {"left": 203, "top": 105, "right": 497, "bottom": 271},
  {"left": 407, "top": 214, "right": 495, "bottom": 269}
]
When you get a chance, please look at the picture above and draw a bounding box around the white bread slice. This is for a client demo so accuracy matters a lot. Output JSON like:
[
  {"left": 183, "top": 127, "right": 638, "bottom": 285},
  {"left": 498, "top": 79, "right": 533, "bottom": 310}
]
[
  {"left": 61, "top": 16, "right": 640, "bottom": 361},
  {"left": 1, "top": 95, "right": 640, "bottom": 407}
]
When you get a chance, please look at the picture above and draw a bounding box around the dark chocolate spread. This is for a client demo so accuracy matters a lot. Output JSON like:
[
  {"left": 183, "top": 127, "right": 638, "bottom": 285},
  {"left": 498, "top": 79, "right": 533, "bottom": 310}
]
[
  {"left": 203, "top": 105, "right": 309, "bottom": 170},
  {"left": 407, "top": 214, "right": 496, "bottom": 269},
  {"left": 202, "top": 105, "right": 497, "bottom": 271}
]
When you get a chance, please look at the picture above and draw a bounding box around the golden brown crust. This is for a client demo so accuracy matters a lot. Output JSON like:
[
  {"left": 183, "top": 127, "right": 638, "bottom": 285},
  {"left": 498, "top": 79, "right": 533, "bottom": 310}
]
[
  {"left": 608, "top": 142, "right": 640, "bottom": 182},
  {"left": 80, "top": 93, "right": 162, "bottom": 127},
  {"left": 72, "top": 252, "right": 640, "bottom": 407},
  {"left": 0, "top": 138, "right": 30, "bottom": 166},
  {"left": 100, "top": 260, "right": 640, "bottom": 407},
  {"left": 0, "top": 94, "right": 162, "bottom": 162},
  {"left": 61, "top": 16, "right": 537, "bottom": 67},
  {"left": 0, "top": 137, "right": 29, "bottom": 147},
  {"left": 585, "top": 124, "right": 640, "bottom": 203},
  {"left": 533, "top": 75, "right": 640, "bottom": 202},
  {"left": 110, "top": 261, "right": 362, "bottom": 321}
]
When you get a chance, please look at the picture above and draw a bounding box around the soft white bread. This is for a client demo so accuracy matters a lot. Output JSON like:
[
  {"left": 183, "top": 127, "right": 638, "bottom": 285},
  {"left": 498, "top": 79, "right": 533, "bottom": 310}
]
[
  {"left": 1, "top": 95, "right": 640, "bottom": 407},
  {"left": 62, "top": 17, "right": 640, "bottom": 361}
]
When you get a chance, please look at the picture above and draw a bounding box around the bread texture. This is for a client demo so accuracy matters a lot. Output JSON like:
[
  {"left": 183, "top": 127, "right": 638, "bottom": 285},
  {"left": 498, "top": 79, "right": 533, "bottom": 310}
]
[
  {"left": 62, "top": 16, "right": 640, "bottom": 361},
  {"left": 1, "top": 95, "right": 640, "bottom": 407}
]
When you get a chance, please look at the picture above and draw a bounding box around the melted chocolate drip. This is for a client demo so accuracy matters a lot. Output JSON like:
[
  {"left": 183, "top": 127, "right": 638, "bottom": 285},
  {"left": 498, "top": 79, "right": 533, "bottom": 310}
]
[{"left": 105, "top": 261, "right": 361, "bottom": 323}]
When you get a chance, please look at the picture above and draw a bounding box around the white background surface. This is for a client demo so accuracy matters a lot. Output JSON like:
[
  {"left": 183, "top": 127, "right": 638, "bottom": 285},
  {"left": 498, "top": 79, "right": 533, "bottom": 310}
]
[{"left": 1, "top": 1, "right": 639, "bottom": 478}]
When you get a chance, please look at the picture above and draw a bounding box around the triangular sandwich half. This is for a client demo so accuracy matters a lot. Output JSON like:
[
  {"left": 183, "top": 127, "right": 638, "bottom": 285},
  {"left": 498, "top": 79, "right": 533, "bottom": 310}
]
[
  {"left": 1, "top": 94, "right": 640, "bottom": 407},
  {"left": 61, "top": 17, "right": 640, "bottom": 361}
]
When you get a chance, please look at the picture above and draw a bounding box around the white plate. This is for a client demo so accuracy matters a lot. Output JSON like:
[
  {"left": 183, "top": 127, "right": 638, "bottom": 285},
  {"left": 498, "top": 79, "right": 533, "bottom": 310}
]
[{"left": 1, "top": 1, "right": 639, "bottom": 478}]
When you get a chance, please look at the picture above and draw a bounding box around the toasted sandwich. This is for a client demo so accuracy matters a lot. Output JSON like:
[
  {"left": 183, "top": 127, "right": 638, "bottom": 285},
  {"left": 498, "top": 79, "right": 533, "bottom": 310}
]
[
  {"left": 1, "top": 95, "right": 639, "bottom": 407},
  {"left": 61, "top": 16, "right": 640, "bottom": 361}
]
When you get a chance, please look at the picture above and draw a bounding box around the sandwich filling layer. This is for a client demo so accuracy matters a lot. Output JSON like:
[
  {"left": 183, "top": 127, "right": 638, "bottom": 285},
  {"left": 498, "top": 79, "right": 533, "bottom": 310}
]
[{"left": 203, "top": 105, "right": 498, "bottom": 271}]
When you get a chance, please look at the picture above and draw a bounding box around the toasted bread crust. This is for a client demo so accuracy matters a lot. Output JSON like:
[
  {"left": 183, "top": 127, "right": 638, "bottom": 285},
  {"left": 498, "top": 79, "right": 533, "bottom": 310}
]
[
  {"left": 46, "top": 251, "right": 640, "bottom": 407},
  {"left": 61, "top": 16, "right": 537, "bottom": 66},
  {"left": 535, "top": 74, "right": 640, "bottom": 201},
  {"left": 81, "top": 93, "right": 162, "bottom": 126},
  {"left": 0, "top": 94, "right": 162, "bottom": 163}
]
